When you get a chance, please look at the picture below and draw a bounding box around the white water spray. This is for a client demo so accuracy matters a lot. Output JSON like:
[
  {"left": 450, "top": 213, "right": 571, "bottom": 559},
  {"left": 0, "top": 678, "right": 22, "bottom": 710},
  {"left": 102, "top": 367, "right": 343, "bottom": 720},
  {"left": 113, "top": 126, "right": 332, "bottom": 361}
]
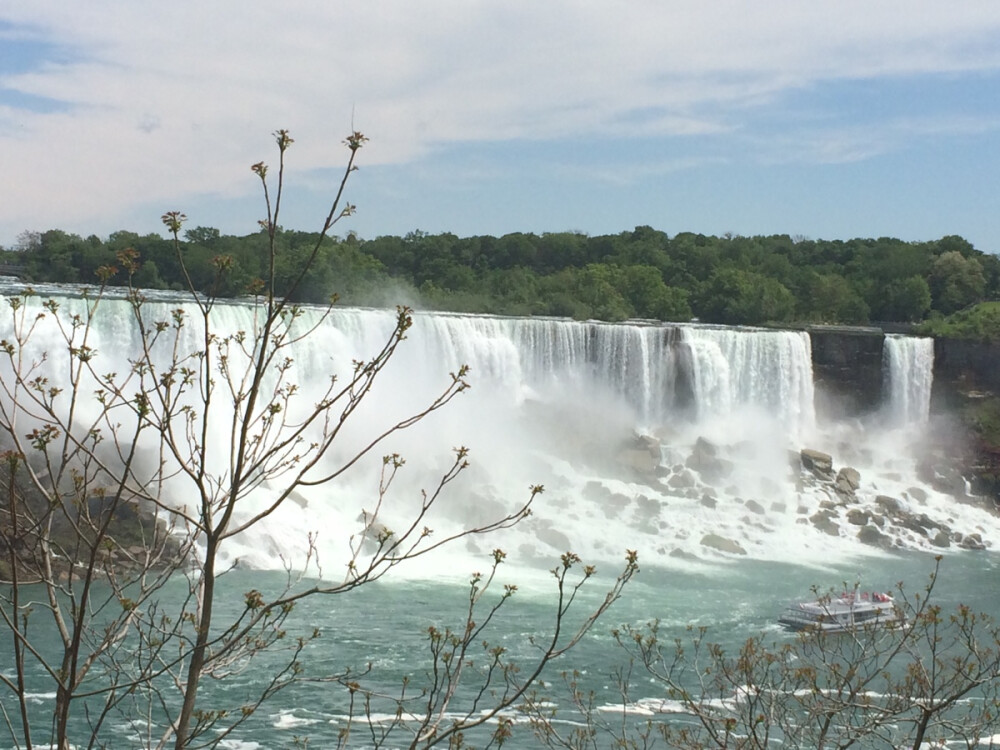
[
  {"left": 1, "top": 291, "right": 995, "bottom": 577},
  {"left": 882, "top": 334, "right": 934, "bottom": 427}
]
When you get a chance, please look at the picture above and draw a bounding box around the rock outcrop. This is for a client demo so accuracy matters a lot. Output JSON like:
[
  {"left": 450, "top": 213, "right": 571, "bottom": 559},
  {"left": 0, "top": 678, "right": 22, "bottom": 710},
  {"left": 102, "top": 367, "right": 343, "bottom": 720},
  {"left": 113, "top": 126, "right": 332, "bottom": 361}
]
[{"left": 700, "top": 533, "right": 747, "bottom": 556}]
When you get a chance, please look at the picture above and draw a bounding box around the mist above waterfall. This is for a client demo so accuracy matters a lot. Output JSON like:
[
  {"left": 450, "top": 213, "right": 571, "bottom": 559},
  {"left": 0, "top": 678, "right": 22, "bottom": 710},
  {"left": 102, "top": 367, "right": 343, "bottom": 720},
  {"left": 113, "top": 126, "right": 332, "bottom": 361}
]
[{"left": 2, "top": 291, "right": 996, "bottom": 580}]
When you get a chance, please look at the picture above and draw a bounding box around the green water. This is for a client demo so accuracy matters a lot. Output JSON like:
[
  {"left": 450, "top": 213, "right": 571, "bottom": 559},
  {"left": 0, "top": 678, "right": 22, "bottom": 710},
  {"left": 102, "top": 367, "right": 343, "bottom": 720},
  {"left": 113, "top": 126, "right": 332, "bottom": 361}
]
[{"left": 5, "top": 551, "right": 998, "bottom": 748}]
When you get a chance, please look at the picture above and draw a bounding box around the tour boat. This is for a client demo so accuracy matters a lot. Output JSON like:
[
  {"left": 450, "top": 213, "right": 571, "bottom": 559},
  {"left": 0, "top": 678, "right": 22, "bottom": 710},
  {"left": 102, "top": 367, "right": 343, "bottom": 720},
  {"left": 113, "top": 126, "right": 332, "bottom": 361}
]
[{"left": 778, "top": 591, "right": 903, "bottom": 633}]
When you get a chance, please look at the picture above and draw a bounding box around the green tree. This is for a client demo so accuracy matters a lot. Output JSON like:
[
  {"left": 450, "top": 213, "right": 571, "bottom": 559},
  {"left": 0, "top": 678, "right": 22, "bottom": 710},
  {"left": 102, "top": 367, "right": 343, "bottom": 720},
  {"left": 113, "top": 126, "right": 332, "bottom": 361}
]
[
  {"left": 493, "top": 232, "right": 538, "bottom": 270},
  {"left": 620, "top": 264, "right": 691, "bottom": 321},
  {"left": 801, "top": 273, "right": 870, "bottom": 324},
  {"left": 929, "top": 250, "right": 986, "bottom": 315},
  {"left": 697, "top": 268, "right": 795, "bottom": 325},
  {"left": 876, "top": 275, "right": 932, "bottom": 322},
  {"left": 183, "top": 226, "right": 221, "bottom": 244},
  {"left": 568, "top": 264, "right": 632, "bottom": 321}
]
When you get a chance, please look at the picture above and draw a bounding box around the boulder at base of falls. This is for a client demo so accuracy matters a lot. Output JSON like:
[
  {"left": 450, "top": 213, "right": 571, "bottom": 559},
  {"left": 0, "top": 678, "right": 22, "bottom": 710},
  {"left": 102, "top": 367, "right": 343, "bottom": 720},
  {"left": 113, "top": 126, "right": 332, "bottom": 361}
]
[
  {"left": 801, "top": 449, "right": 834, "bottom": 481},
  {"left": 810, "top": 509, "right": 840, "bottom": 536},
  {"left": 616, "top": 434, "right": 662, "bottom": 476},
  {"left": 917, "top": 458, "right": 968, "bottom": 497},
  {"left": 835, "top": 467, "right": 861, "bottom": 495},
  {"left": 875, "top": 495, "right": 901, "bottom": 514},
  {"left": 958, "top": 532, "right": 986, "bottom": 550},
  {"left": 838, "top": 466, "right": 862, "bottom": 487},
  {"left": 533, "top": 519, "right": 572, "bottom": 552},
  {"left": 858, "top": 524, "right": 893, "bottom": 549},
  {"left": 932, "top": 530, "right": 951, "bottom": 548},
  {"left": 700, "top": 533, "right": 747, "bottom": 555},
  {"left": 846, "top": 508, "right": 870, "bottom": 526},
  {"left": 686, "top": 437, "right": 734, "bottom": 482}
]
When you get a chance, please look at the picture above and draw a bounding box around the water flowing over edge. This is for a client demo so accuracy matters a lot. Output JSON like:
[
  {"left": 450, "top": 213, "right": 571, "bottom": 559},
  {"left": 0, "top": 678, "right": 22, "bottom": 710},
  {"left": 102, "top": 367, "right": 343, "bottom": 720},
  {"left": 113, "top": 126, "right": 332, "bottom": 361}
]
[{"left": 0, "top": 293, "right": 995, "bottom": 580}]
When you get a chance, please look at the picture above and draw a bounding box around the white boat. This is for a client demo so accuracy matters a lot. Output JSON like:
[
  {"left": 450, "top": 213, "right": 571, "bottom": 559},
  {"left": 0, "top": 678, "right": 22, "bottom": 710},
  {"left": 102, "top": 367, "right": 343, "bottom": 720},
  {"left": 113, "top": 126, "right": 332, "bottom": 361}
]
[{"left": 778, "top": 591, "right": 904, "bottom": 633}]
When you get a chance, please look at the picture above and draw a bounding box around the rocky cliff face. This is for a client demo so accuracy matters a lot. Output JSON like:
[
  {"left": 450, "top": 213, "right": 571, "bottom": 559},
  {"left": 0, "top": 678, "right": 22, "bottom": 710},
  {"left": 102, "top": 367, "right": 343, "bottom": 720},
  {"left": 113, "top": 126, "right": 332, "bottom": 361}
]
[
  {"left": 930, "top": 338, "right": 1000, "bottom": 500},
  {"left": 808, "top": 325, "right": 886, "bottom": 420},
  {"left": 934, "top": 338, "right": 1000, "bottom": 392},
  {"left": 806, "top": 326, "right": 1000, "bottom": 505}
]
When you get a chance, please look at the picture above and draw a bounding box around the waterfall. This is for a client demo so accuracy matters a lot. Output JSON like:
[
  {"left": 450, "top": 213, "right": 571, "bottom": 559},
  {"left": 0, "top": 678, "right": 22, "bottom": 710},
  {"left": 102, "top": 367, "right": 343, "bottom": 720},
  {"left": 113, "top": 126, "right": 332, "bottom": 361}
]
[
  {"left": 882, "top": 334, "right": 934, "bottom": 427},
  {"left": 681, "top": 326, "right": 816, "bottom": 444},
  {"left": 2, "top": 289, "right": 996, "bottom": 572}
]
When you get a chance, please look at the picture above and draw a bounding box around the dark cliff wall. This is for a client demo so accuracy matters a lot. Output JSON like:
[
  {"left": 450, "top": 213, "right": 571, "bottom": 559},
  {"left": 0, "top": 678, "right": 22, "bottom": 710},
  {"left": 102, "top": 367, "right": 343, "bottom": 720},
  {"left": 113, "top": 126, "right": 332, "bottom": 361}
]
[
  {"left": 805, "top": 328, "right": 995, "bottom": 417},
  {"left": 801, "top": 327, "right": 1000, "bottom": 501},
  {"left": 929, "top": 338, "right": 1000, "bottom": 500},
  {"left": 803, "top": 328, "right": 997, "bottom": 419},
  {"left": 808, "top": 326, "right": 885, "bottom": 419},
  {"left": 933, "top": 338, "right": 1000, "bottom": 394}
]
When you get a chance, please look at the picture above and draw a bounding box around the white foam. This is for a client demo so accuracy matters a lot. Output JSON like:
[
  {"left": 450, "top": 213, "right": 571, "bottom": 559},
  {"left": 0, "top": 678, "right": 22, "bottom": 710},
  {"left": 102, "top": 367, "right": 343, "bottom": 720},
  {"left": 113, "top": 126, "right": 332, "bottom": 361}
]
[{"left": 1, "top": 294, "right": 992, "bottom": 580}]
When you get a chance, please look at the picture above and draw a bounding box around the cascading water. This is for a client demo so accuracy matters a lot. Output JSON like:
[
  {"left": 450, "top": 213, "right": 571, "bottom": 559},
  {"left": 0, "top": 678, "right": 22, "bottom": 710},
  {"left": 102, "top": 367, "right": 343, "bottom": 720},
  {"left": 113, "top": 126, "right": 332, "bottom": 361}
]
[
  {"left": 1, "top": 290, "right": 995, "bottom": 578},
  {"left": 882, "top": 333, "right": 935, "bottom": 427},
  {"left": 681, "top": 325, "right": 816, "bottom": 443}
]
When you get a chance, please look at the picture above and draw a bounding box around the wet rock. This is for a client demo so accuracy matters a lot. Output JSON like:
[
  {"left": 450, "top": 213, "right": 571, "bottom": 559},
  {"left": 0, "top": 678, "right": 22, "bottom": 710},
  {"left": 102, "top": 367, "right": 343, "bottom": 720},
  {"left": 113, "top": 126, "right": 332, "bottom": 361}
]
[
  {"left": 810, "top": 509, "right": 840, "bottom": 536},
  {"left": 700, "top": 494, "right": 717, "bottom": 509},
  {"left": 801, "top": 449, "right": 835, "bottom": 481},
  {"left": 687, "top": 437, "right": 734, "bottom": 482},
  {"left": 834, "top": 483, "right": 855, "bottom": 501},
  {"left": 906, "top": 486, "right": 928, "bottom": 503},
  {"left": 835, "top": 467, "right": 861, "bottom": 496},
  {"left": 959, "top": 533, "right": 986, "bottom": 550},
  {"left": 700, "top": 533, "right": 747, "bottom": 555},
  {"left": 669, "top": 547, "right": 699, "bottom": 560},
  {"left": 858, "top": 524, "right": 892, "bottom": 548},
  {"left": 838, "top": 466, "right": 861, "bottom": 489},
  {"left": 667, "top": 470, "right": 698, "bottom": 490},
  {"left": 932, "top": 530, "right": 952, "bottom": 548},
  {"left": 898, "top": 517, "right": 929, "bottom": 536},
  {"left": 617, "top": 446, "right": 661, "bottom": 475},
  {"left": 635, "top": 495, "right": 662, "bottom": 520},
  {"left": 915, "top": 513, "right": 941, "bottom": 531},
  {"left": 875, "top": 495, "right": 901, "bottom": 514},
  {"left": 846, "top": 508, "right": 870, "bottom": 526},
  {"left": 603, "top": 493, "right": 630, "bottom": 519},
  {"left": 692, "top": 436, "right": 718, "bottom": 458},
  {"left": 584, "top": 481, "right": 611, "bottom": 502},
  {"left": 610, "top": 493, "right": 631, "bottom": 508},
  {"left": 918, "top": 460, "right": 968, "bottom": 497},
  {"left": 744, "top": 499, "right": 766, "bottom": 515},
  {"left": 895, "top": 511, "right": 941, "bottom": 537},
  {"left": 636, "top": 433, "right": 662, "bottom": 454}
]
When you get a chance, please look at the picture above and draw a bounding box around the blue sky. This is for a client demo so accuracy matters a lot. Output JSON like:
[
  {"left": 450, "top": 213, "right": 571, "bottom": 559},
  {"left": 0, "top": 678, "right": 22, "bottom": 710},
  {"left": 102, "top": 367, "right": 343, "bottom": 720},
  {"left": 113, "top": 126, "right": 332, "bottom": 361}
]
[{"left": 2, "top": 2, "right": 999, "bottom": 253}]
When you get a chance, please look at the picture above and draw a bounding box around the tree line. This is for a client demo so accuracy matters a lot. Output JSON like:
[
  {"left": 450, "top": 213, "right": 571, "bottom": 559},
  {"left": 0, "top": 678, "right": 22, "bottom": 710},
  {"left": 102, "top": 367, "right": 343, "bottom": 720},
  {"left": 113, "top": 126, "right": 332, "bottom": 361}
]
[{"left": 3, "top": 226, "right": 997, "bottom": 328}]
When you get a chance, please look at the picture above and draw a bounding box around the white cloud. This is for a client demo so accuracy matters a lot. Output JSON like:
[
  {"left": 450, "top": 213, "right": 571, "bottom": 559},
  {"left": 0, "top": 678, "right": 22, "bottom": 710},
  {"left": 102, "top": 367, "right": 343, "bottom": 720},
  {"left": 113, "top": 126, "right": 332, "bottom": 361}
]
[{"left": 2, "top": 1, "right": 1000, "bottom": 243}]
